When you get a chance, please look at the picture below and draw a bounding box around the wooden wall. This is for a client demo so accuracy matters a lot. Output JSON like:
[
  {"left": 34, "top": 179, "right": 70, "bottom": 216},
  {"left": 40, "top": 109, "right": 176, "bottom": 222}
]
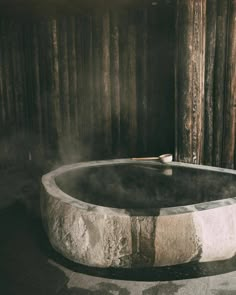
[
  {"left": 0, "top": 5, "right": 175, "bottom": 165},
  {"left": 0, "top": 0, "right": 235, "bottom": 169},
  {"left": 175, "top": 0, "right": 236, "bottom": 168}
]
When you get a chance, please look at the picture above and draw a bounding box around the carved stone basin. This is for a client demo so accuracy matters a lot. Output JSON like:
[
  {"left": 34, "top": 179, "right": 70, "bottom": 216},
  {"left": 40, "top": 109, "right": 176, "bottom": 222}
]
[{"left": 41, "top": 159, "right": 236, "bottom": 268}]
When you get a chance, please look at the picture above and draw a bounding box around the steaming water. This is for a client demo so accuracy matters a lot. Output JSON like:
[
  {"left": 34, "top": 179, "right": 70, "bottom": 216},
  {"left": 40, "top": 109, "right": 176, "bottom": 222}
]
[{"left": 55, "top": 163, "right": 236, "bottom": 209}]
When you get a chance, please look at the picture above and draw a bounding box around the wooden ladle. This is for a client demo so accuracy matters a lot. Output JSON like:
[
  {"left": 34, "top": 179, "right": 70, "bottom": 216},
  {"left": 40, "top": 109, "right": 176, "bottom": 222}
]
[{"left": 131, "top": 153, "right": 173, "bottom": 163}]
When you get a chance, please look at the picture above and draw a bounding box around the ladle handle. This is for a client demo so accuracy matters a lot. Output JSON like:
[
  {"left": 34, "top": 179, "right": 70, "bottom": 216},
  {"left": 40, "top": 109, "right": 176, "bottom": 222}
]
[{"left": 131, "top": 157, "right": 160, "bottom": 160}]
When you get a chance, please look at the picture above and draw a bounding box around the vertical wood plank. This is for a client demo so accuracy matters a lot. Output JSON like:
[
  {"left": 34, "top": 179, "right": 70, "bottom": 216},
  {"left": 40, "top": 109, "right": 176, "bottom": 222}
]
[
  {"left": 38, "top": 21, "right": 49, "bottom": 152},
  {"left": 86, "top": 14, "right": 94, "bottom": 159},
  {"left": 119, "top": 10, "right": 129, "bottom": 156},
  {"left": 50, "top": 19, "right": 61, "bottom": 146},
  {"left": 45, "top": 19, "right": 54, "bottom": 150},
  {"left": 148, "top": 3, "right": 175, "bottom": 156},
  {"left": 212, "top": 0, "right": 228, "bottom": 166},
  {"left": 2, "top": 20, "right": 11, "bottom": 130},
  {"left": 110, "top": 11, "right": 121, "bottom": 156},
  {"left": 77, "top": 13, "right": 94, "bottom": 160},
  {"left": 222, "top": 0, "right": 236, "bottom": 168},
  {"left": 93, "top": 12, "right": 103, "bottom": 157},
  {"left": 175, "top": 0, "right": 194, "bottom": 163},
  {"left": 17, "top": 24, "right": 26, "bottom": 134},
  {"left": 75, "top": 15, "right": 84, "bottom": 148},
  {"left": 101, "top": 10, "right": 112, "bottom": 156},
  {"left": 68, "top": 16, "right": 77, "bottom": 141},
  {"left": 11, "top": 22, "right": 20, "bottom": 132},
  {"left": 9, "top": 21, "right": 18, "bottom": 134},
  {"left": 18, "top": 22, "right": 27, "bottom": 147},
  {"left": 27, "top": 23, "right": 37, "bottom": 154},
  {"left": 73, "top": 16, "right": 80, "bottom": 138},
  {"left": 0, "top": 19, "right": 8, "bottom": 161},
  {"left": 0, "top": 20, "right": 6, "bottom": 131},
  {"left": 192, "top": 0, "right": 206, "bottom": 164},
  {"left": 136, "top": 9, "right": 148, "bottom": 156},
  {"left": 141, "top": 10, "right": 148, "bottom": 154},
  {"left": 175, "top": 0, "right": 206, "bottom": 164},
  {"left": 58, "top": 17, "right": 70, "bottom": 139},
  {"left": 32, "top": 23, "right": 43, "bottom": 145},
  {"left": 22, "top": 23, "right": 32, "bottom": 151},
  {"left": 127, "top": 10, "right": 137, "bottom": 155},
  {"left": 204, "top": 0, "right": 217, "bottom": 166}
]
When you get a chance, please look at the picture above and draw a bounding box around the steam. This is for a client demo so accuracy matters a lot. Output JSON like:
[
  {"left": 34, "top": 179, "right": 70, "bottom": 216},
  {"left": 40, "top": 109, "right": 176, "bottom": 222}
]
[{"left": 56, "top": 163, "right": 236, "bottom": 211}]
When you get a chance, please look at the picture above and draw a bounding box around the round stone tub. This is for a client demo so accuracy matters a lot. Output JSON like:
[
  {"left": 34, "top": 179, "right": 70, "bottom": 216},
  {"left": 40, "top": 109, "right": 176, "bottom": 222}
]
[{"left": 41, "top": 159, "right": 236, "bottom": 268}]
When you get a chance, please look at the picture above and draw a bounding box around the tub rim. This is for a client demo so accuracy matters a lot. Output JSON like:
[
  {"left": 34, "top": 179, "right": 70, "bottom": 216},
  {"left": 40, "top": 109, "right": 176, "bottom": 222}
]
[{"left": 41, "top": 158, "right": 236, "bottom": 217}]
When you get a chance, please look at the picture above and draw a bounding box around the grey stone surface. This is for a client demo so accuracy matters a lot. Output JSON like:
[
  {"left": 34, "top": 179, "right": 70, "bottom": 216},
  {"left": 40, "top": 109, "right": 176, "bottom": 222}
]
[{"left": 41, "top": 159, "right": 236, "bottom": 268}]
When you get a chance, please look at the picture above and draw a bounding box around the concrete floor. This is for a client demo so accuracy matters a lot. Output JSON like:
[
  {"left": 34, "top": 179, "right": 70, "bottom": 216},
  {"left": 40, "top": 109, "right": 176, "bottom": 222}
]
[{"left": 1, "top": 165, "right": 236, "bottom": 294}]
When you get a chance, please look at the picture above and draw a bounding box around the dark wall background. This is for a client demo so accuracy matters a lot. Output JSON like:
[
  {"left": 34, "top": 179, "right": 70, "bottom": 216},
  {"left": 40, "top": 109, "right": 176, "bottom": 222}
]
[
  {"left": 0, "top": 4, "right": 175, "bottom": 167},
  {"left": 0, "top": 0, "right": 235, "bottom": 170}
]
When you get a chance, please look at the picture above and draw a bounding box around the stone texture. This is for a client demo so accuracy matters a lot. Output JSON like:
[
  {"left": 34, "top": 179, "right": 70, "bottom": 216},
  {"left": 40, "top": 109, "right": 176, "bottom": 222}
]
[
  {"left": 193, "top": 205, "right": 236, "bottom": 263},
  {"left": 103, "top": 215, "right": 132, "bottom": 267},
  {"left": 154, "top": 214, "right": 200, "bottom": 266},
  {"left": 131, "top": 216, "right": 156, "bottom": 267}
]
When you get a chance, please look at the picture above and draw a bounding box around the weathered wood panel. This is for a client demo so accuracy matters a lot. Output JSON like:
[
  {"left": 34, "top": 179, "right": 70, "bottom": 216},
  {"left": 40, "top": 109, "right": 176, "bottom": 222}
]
[
  {"left": 110, "top": 11, "right": 121, "bottom": 156},
  {"left": 0, "top": 7, "right": 175, "bottom": 164},
  {"left": 0, "top": 20, "right": 29, "bottom": 163},
  {"left": 175, "top": 0, "right": 194, "bottom": 163},
  {"left": 222, "top": 0, "right": 236, "bottom": 168},
  {"left": 136, "top": 9, "right": 148, "bottom": 155},
  {"left": 212, "top": 0, "right": 228, "bottom": 167},
  {"left": 127, "top": 11, "right": 137, "bottom": 155},
  {"left": 101, "top": 11, "right": 112, "bottom": 155},
  {"left": 1, "top": 2, "right": 236, "bottom": 169},
  {"left": 204, "top": 0, "right": 217, "bottom": 166},
  {"left": 204, "top": 0, "right": 236, "bottom": 168},
  {"left": 175, "top": 0, "right": 206, "bottom": 164},
  {"left": 192, "top": 0, "right": 206, "bottom": 164},
  {"left": 176, "top": 0, "right": 236, "bottom": 169},
  {"left": 149, "top": 3, "right": 175, "bottom": 157}
]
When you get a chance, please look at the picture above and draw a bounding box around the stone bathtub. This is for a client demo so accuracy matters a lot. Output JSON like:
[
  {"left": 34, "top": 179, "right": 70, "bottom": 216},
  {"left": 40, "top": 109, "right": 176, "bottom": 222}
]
[{"left": 41, "top": 159, "right": 236, "bottom": 268}]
